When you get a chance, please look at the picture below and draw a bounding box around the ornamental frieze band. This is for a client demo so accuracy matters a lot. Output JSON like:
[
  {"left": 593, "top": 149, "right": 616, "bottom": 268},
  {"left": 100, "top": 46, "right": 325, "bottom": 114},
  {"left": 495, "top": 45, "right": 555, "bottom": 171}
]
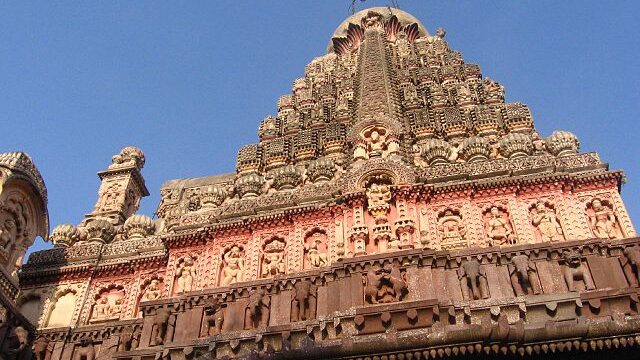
[{"left": 1, "top": 6, "right": 639, "bottom": 360}]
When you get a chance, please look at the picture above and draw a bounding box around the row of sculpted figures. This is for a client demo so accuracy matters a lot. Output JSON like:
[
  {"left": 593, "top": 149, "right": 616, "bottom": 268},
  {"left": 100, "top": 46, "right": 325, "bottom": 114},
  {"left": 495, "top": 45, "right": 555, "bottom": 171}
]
[
  {"left": 22, "top": 194, "right": 632, "bottom": 331},
  {"left": 20, "top": 240, "right": 640, "bottom": 360},
  {"left": 128, "top": 242, "right": 640, "bottom": 351},
  {"left": 164, "top": 195, "right": 631, "bottom": 296}
]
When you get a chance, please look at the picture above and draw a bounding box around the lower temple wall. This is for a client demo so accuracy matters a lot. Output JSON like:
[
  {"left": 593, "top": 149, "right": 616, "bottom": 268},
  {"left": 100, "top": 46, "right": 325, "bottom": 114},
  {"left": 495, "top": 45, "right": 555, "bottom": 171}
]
[{"left": 29, "top": 237, "right": 640, "bottom": 360}]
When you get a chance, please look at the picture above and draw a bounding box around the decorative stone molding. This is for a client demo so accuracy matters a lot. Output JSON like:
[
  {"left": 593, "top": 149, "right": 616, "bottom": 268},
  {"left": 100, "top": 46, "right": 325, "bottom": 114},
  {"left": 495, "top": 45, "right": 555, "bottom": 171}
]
[{"left": 122, "top": 214, "right": 155, "bottom": 240}]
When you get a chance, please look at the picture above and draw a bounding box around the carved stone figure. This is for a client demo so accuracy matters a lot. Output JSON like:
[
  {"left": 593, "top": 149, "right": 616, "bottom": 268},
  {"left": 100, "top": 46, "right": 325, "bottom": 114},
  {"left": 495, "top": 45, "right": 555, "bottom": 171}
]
[
  {"left": 458, "top": 260, "right": 490, "bottom": 300},
  {"left": 363, "top": 264, "right": 408, "bottom": 304},
  {"left": 244, "top": 289, "right": 270, "bottom": 329},
  {"left": 531, "top": 201, "right": 563, "bottom": 242},
  {"left": 141, "top": 279, "right": 162, "bottom": 302},
  {"left": 438, "top": 209, "right": 467, "bottom": 250},
  {"left": 562, "top": 251, "right": 595, "bottom": 292},
  {"left": 222, "top": 245, "right": 245, "bottom": 285},
  {"left": 91, "top": 290, "right": 124, "bottom": 322},
  {"left": 261, "top": 238, "right": 286, "bottom": 278},
  {"left": 150, "top": 308, "right": 173, "bottom": 346},
  {"left": 291, "top": 280, "right": 317, "bottom": 322},
  {"left": 304, "top": 231, "right": 328, "bottom": 268},
  {"left": 32, "top": 336, "right": 49, "bottom": 360},
  {"left": 118, "top": 328, "right": 140, "bottom": 352},
  {"left": 508, "top": 255, "right": 541, "bottom": 296},
  {"left": 72, "top": 339, "right": 95, "bottom": 360},
  {"left": 622, "top": 247, "right": 640, "bottom": 285},
  {"left": 363, "top": 127, "right": 387, "bottom": 158},
  {"left": 2, "top": 326, "right": 31, "bottom": 360},
  {"left": 109, "top": 146, "right": 145, "bottom": 170},
  {"left": 175, "top": 255, "right": 196, "bottom": 293},
  {"left": 91, "top": 295, "right": 110, "bottom": 321},
  {"left": 486, "top": 206, "right": 516, "bottom": 246},
  {"left": 203, "top": 298, "right": 225, "bottom": 336},
  {"left": 0, "top": 203, "right": 22, "bottom": 251},
  {"left": 366, "top": 183, "right": 392, "bottom": 210},
  {"left": 588, "top": 198, "right": 619, "bottom": 239}
]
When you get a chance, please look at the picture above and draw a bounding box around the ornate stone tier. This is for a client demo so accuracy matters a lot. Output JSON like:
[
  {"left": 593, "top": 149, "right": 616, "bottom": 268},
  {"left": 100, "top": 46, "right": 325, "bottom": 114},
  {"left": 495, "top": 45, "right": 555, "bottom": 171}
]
[
  {"left": 160, "top": 152, "right": 607, "bottom": 229},
  {"left": 21, "top": 237, "right": 167, "bottom": 285},
  {"left": 24, "top": 238, "right": 640, "bottom": 360}
]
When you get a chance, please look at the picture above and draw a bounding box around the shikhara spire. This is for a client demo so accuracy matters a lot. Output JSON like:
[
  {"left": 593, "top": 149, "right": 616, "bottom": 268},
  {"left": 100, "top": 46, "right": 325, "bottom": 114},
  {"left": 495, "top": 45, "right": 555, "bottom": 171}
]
[{"left": 6, "top": 7, "right": 640, "bottom": 360}]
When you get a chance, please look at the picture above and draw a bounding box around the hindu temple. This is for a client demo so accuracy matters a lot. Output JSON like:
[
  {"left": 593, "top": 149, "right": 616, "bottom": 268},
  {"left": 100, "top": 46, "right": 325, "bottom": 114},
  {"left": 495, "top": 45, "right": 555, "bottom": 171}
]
[{"left": 2, "top": 7, "right": 640, "bottom": 360}]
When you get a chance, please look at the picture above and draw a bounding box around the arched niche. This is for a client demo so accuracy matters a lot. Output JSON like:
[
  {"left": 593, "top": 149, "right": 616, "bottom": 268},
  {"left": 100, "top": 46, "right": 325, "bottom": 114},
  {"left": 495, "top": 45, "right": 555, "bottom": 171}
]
[
  {"left": 17, "top": 293, "right": 43, "bottom": 326},
  {"left": 44, "top": 289, "right": 77, "bottom": 328}
]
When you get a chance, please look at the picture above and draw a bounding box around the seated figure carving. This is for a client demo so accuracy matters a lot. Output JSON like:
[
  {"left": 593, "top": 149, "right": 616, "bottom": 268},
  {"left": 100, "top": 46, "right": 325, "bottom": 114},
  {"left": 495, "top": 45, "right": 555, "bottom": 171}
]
[
  {"left": 438, "top": 209, "right": 467, "bottom": 250},
  {"left": 141, "top": 279, "right": 162, "bottom": 301},
  {"left": 562, "top": 250, "right": 595, "bottom": 292}
]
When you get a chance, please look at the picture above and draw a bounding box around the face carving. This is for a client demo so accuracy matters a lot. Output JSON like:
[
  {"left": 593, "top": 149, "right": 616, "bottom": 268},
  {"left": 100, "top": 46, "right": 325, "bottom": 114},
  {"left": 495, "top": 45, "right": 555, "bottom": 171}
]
[
  {"left": 0, "top": 202, "right": 25, "bottom": 251},
  {"left": 0, "top": 211, "right": 17, "bottom": 249}
]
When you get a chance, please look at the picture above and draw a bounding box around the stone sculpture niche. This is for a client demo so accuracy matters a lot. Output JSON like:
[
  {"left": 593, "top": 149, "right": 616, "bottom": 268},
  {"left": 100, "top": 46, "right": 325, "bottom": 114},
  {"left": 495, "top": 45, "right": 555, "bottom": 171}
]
[
  {"left": 202, "top": 298, "right": 225, "bottom": 336},
  {"left": 484, "top": 206, "right": 516, "bottom": 246},
  {"left": 352, "top": 124, "right": 401, "bottom": 161},
  {"left": 174, "top": 255, "right": 197, "bottom": 294},
  {"left": 561, "top": 251, "right": 595, "bottom": 292},
  {"left": 458, "top": 259, "right": 490, "bottom": 300},
  {"left": 221, "top": 244, "right": 245, "bottom": 286},
  {"left": 45, "top": 290, "right": 77, "bottom": 328},
  {"left": 150, "top": 308, "right": 174, "bottom": 346},
  {"left": 304, "top": 230, "right": 328, "bottom": 269},
  {"left": 244, "top": 289, "right": 270, "bottom": 330},
  {"left": 90, "top": 287, "right": 125, "bottom": 323},
  {"left": 366, "top": 180, "right": 394, "bottom": 252},
  {"left": 291, "top": 280, "right": 317, "bottom": 322},
  {"left": 508, "top": 255, "right": 541, "bottom": 296},
  {"left": 587, "top": 198, "right": 620, "bottom": 239},
  {"left": 140, "top": 278, "right": 163, "bottom": 302},
  {"left": 363, "top": 263, "right": 408, "bottom": 304},
  {"left": 530, "top": 201, "right": 564, "bottom": 242},
  {"left": 261, "top": 237, "right": 286, "bottom": 278},
  {"left": 437, "top": 209, "right": 467, "bottom": 250}
]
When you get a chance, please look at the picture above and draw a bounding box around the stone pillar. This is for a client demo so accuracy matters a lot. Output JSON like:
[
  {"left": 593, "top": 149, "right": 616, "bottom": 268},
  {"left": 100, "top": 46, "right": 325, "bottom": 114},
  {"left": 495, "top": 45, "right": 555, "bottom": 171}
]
[{"left": 82, "top": 147, "right": 149, "bottom": 227}]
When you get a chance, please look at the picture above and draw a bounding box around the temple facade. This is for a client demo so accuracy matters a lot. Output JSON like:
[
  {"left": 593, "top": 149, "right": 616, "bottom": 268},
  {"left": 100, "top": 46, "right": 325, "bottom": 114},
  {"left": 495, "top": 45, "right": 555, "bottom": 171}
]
[{"left": 4, "top": 7, "right": 640, "bottom": 360}]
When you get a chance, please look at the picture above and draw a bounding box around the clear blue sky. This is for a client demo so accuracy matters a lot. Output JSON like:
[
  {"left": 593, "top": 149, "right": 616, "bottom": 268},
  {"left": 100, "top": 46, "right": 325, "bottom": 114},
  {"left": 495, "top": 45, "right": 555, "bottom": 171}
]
[{"left": 1, "top": 1, "right": 638, "bottom": 255}]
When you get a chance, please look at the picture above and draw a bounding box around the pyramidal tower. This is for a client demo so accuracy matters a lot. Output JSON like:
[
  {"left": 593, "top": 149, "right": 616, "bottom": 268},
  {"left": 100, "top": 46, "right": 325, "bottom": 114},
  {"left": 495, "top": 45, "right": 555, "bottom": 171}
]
[{"left": 13, "top": 8, "right": 640, "bottom": 360}]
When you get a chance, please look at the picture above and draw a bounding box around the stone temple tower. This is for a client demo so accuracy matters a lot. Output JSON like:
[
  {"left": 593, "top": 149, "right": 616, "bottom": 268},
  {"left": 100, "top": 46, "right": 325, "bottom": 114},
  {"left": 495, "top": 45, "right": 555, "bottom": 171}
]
[{"left": 10, "top": 7, "right": 640, "bottom": 360}]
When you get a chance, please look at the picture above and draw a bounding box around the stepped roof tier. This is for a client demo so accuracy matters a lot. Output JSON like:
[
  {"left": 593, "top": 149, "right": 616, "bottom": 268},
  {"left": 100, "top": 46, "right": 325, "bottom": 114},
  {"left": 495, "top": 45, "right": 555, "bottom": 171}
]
[{"left": 12, "top": 7, "right": 640, "bottom": 360}]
